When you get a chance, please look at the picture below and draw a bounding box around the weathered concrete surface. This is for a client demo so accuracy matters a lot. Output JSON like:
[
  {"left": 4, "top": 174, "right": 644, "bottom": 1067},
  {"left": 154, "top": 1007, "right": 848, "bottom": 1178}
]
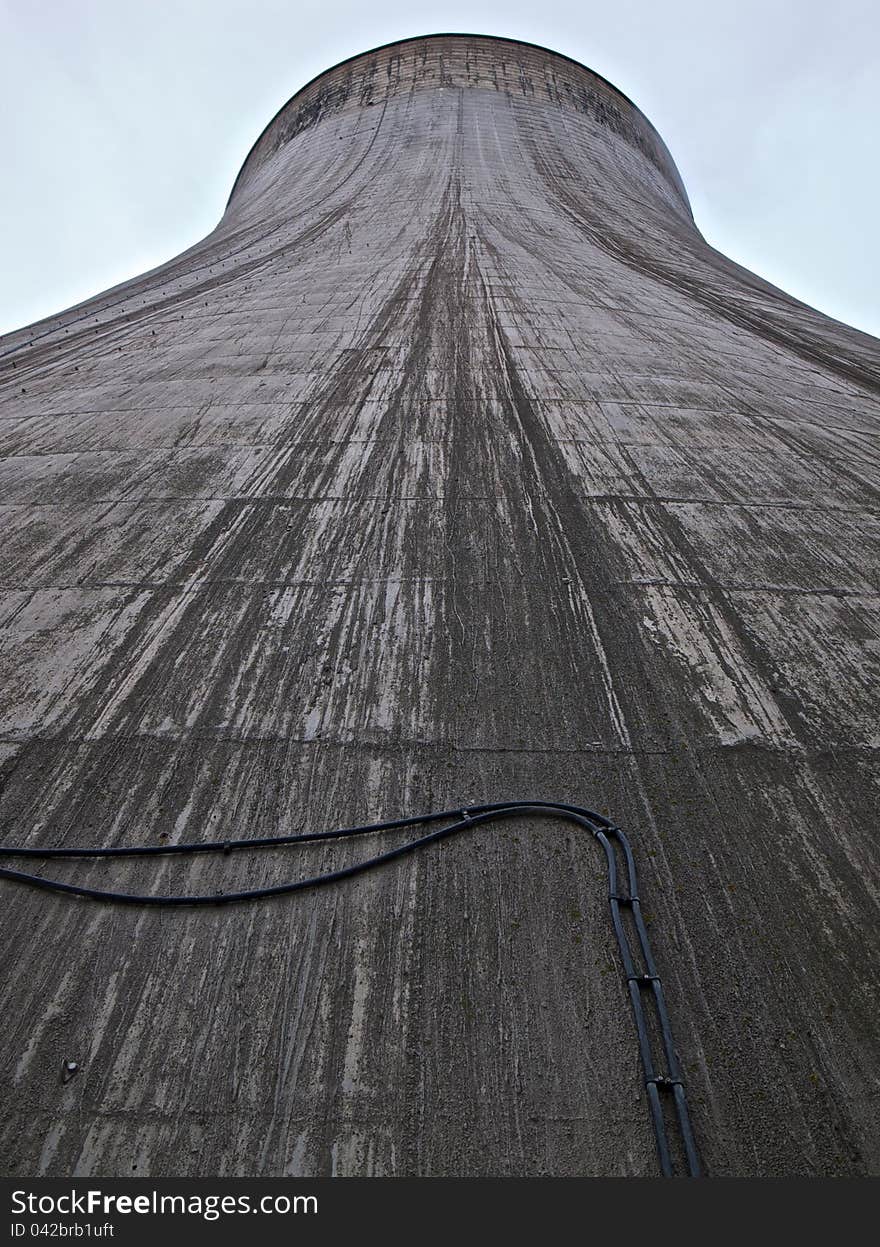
[{"left": 0, "top": 34, "right": 878, "bottom": 1177}]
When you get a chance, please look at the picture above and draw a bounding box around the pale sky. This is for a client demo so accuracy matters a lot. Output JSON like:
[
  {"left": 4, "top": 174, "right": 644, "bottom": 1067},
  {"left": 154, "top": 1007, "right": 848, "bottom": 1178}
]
[{"left": 1, "top": 0, "right": 878, "bottom": 339}]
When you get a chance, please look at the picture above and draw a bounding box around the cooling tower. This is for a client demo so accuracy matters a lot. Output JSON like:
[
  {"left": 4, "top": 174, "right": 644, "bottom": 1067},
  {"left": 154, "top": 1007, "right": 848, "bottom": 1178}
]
[{"left": 1, "top": 34, "right": 878, "bottom": 1179}]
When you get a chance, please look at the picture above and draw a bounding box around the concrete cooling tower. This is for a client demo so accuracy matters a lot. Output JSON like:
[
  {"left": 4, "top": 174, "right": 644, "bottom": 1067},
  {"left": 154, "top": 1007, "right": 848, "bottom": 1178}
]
[{"left": 1, "top": 34, "right": 878, "bottom": 1179}]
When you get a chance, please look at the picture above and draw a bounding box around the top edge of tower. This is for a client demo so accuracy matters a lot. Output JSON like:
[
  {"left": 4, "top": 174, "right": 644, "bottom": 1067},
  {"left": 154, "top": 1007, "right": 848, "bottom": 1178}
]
[{"left": 225, "top": 32, "right": 692, "bottom": 216}]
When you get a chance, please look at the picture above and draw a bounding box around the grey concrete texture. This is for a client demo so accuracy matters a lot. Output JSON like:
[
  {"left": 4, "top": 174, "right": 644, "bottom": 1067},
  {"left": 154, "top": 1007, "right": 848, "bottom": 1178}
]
[{"left": 0, "top": 33, "right": 878, "bottom": 1177}]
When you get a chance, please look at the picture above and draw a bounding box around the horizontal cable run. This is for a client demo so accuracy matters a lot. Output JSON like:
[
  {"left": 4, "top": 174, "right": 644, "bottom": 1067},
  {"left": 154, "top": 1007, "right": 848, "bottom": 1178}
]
[{"left": 0, "top": 797, "right": 701, "bottom": 1177}]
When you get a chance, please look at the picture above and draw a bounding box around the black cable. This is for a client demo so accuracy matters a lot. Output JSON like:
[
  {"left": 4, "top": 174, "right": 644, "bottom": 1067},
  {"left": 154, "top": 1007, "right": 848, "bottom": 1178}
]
[{"left": 0, "top": 797, "right": 701, "bottom": 1177}]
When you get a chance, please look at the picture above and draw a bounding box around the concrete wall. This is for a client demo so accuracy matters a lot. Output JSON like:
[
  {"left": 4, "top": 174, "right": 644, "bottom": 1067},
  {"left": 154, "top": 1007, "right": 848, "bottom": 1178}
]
[{"left": 1, "top": 34, "right": 878, "bottom": 1177}]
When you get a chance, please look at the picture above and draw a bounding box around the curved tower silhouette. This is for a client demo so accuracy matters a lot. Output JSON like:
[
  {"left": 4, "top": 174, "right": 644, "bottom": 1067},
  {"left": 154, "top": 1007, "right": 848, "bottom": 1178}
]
[{"left": 1, "top": 34, "right": 878, "bottom": 1177}]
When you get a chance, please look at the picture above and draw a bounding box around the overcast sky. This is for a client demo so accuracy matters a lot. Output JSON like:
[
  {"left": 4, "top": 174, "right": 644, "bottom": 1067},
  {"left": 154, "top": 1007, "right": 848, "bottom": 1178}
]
[{"left": 1, "top": 0, "right": 878, "bottom": 339}]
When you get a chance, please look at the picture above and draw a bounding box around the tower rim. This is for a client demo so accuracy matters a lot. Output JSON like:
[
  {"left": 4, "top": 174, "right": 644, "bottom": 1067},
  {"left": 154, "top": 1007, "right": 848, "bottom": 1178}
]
[{"left": 225, "top": 31, "right": 688, "bottom": 212}]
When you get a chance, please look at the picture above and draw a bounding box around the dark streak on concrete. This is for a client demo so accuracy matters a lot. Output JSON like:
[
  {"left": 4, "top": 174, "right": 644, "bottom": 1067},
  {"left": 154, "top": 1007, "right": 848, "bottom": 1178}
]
[{"left": 0, "top": 35, "right": 878, "bottom": 1177}]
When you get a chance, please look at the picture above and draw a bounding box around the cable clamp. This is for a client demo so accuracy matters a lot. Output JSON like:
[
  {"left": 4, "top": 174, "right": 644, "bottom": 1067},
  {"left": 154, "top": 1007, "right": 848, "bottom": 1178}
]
[
  {"left": 627, "top": 974, "right": 659, "bottom": 986},
  {"left": 647, "top": 1076, "right": 682, "bottom": 1091},
  {"left": 610, "top": 893, "right": 639, "bottom": 906}
]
